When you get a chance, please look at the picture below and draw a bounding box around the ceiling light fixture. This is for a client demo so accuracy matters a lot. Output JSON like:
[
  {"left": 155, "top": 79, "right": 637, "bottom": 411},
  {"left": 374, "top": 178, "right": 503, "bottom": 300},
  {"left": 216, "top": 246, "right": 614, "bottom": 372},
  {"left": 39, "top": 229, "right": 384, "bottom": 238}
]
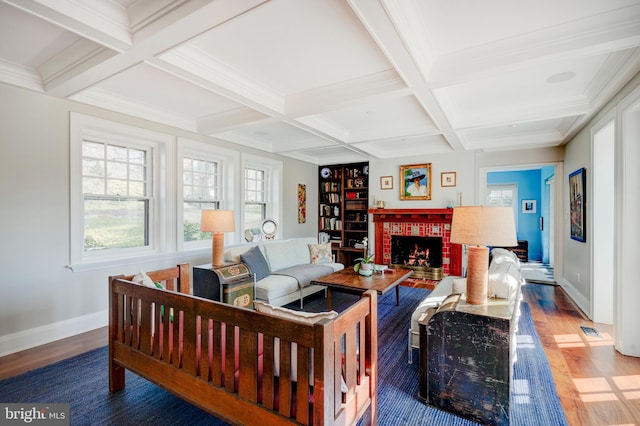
[{"left": 546, "top": 72, "right": 576, "bottom": 84}]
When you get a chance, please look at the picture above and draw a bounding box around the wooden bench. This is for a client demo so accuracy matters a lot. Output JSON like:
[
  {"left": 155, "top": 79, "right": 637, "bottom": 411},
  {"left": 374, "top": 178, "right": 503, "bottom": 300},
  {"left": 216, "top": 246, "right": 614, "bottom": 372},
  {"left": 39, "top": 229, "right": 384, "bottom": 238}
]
[{"left": 109, "top": 263, "right": 378, "bottom": 425}]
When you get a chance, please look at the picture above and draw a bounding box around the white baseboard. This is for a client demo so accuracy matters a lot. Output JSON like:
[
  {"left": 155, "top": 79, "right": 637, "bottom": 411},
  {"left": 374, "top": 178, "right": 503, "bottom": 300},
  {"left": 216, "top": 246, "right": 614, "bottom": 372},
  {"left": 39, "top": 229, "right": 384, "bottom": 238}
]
[
  {"left": 0, "top": 310, "right": 108, "bottom": 357},
  {"left": 560, "top": 278, "right": 591, "bottom": 319}
]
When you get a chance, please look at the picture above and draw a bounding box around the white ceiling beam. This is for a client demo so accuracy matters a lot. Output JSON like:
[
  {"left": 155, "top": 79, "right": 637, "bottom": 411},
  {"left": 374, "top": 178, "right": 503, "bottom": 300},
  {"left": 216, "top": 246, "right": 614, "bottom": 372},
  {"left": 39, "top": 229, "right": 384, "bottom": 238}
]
[
  {"left": 40, "top": 0, "right": 268, "bottom": 98},
  {"left": 347, "top": 0, "right": 465, "bottom": 151},
  {"left": 197, "top": 107, "right": 270, "bottom": 135},
  {"left": 286, "top": 69, "right": 408, "bottom": 117},
  {"left": 4, "top": 0, "right": 132, "bottom": 51},
  {"left": 428, "top": 5, "right": 640, "bottom": 88}
]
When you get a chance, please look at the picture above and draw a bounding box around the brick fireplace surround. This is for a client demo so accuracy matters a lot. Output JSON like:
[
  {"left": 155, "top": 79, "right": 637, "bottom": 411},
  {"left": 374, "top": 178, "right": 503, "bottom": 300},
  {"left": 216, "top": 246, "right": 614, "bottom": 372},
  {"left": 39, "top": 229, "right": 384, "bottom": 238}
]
[{"left": 368, "top": 208, "right": 463, "bottom": 277}]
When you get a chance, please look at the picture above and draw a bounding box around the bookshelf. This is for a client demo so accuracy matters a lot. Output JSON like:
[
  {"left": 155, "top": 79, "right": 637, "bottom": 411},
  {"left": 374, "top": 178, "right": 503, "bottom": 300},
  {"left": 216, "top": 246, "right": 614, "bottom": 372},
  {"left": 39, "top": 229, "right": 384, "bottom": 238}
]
[{"left": 318, "top": 162, "right": 369, "bottom": 263}]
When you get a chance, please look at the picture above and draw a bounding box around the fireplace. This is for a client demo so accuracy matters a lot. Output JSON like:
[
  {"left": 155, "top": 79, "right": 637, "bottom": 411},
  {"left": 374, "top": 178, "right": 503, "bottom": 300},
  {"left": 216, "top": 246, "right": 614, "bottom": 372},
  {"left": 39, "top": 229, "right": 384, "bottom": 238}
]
[
  {"left": 391, "top": 235, "right": 443, "bottom": 279},
  {"left": 368, "top": 208, "right": 463, "bottom": 279}
]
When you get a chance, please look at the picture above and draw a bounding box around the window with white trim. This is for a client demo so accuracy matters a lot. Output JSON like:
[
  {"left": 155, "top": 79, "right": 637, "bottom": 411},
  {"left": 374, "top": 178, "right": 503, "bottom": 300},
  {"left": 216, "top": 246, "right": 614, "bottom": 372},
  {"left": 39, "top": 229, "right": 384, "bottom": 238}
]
[
  {"left": 82, "top": 141, "right": 152, "bottom": 251},
  {"left": 70, "top": 113, "right": 169, "bottom": 266},
  {"left": 244, "top": 167, "right": 266, "bottom": 234},
  {"left": 182, "top": 157, "right": 220, "bottom": 242},
  {"left": 486, "top": 185, "right": 516, "bottom": 208},
  {"left": 242, "top": 154, "right": 282, "bottom": 240},
  {"left": 487, "top": 184, "right": 518, "bottom": 228}
]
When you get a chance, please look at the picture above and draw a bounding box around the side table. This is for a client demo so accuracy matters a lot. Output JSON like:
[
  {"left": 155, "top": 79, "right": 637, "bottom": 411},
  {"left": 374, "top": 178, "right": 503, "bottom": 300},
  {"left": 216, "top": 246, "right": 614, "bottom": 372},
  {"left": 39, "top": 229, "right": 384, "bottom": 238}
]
[
  {"left": 419, "top": 293, "right": 514, "bottom": 425},
  {"left": 193, "top": 263, "right": 255, "bottom": 309}
]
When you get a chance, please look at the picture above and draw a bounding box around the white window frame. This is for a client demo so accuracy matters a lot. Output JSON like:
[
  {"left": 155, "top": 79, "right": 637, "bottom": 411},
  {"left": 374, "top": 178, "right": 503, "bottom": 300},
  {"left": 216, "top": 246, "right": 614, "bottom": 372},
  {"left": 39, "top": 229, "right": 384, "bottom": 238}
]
[
  {"left": 177, "top": 139, "right": 238, "bottom": 251},
  {"left": 486, "top": 184, "right": 518, "bottom": 229},
  {"left": 242, "top": 154, "right": 282, "bottom": 239},
  {"left": 70, "top": 113, "right": 172, "bottom": 267}
]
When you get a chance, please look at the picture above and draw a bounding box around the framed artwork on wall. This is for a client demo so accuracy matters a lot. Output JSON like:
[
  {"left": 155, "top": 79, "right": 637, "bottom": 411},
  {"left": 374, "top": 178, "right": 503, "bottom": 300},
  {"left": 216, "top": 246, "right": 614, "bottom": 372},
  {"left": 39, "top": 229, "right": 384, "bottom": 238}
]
[
  {"left": 380, "top": 176, "right": 393, "bottom": 190},
  {"left": 569, "top": 167, "right": 586, "bottom": 242},
  {"left": 522, "top": 199, "right": 536, "bottom": 214},
  {"left": 441, "top": 172, "right": 456, "bottom": 187},
  {"left": 297, "top": 184, "right": 306, "bottom": 223},
  {"left": 400, "top": 163, "right": 432, "bottom": 200}
]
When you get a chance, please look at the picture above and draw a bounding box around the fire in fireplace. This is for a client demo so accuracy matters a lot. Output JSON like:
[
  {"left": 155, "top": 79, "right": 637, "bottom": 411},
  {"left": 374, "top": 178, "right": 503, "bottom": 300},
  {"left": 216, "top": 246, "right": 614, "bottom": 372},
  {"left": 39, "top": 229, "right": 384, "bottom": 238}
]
[{"left": 391, "top": 236, "right": 443, "bottom": 279}]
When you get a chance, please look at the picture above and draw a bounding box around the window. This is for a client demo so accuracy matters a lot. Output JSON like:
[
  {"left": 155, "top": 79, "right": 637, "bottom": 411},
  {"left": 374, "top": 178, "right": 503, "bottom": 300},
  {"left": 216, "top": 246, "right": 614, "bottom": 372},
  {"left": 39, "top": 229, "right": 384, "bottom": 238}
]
[
  {"left": 486, "top": 184, "right": 518, "bottom": 228},
  {"left": 70, "top": 113, "right": 170, "bottom": 267},
  {"left": 242, "top": 154, "right": 283, "bottom": 240},
  {"left": 244, "top": 167, "right": 266, "bottom": 234},
  {"left": 82, "top": 141, "right": 152, "bottom": 251},
  {"left": 486, "top": 185, "right": 516, "bottom": 208},
  {"left": 183, "top": 157, "right": 220, "bottom": 242}
]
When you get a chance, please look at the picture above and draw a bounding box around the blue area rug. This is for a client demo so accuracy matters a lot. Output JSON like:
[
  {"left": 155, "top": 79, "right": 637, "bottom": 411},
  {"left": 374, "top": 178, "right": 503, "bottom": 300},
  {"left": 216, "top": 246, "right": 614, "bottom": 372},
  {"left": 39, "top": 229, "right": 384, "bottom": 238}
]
[{"left": 0, "top": 287, "right": 566, "bottom": 425}]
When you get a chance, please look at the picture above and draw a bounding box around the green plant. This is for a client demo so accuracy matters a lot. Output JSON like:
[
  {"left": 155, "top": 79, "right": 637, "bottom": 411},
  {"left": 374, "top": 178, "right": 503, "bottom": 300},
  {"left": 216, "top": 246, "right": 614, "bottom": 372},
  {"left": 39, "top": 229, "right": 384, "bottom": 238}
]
[{"left": 353, "top": 237, "right": 374, "bottom": 272}]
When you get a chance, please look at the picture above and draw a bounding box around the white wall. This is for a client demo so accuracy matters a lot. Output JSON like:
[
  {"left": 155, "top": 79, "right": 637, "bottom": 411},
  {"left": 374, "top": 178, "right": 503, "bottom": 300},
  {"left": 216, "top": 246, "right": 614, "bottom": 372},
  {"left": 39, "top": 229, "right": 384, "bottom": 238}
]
[
  {"left": 0, "top": 83, "right": 317, "bottom": 355},
  {"left": 562, "top": 71, "right": 640, "bottom": 323}
]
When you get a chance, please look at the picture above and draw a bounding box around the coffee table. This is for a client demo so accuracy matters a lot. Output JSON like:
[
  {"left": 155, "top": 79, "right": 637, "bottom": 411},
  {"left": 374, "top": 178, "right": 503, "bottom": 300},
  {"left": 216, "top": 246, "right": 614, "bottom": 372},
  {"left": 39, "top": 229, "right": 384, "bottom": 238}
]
[{"left": 310, "top": 267, "right": 413, "bottom": 309}]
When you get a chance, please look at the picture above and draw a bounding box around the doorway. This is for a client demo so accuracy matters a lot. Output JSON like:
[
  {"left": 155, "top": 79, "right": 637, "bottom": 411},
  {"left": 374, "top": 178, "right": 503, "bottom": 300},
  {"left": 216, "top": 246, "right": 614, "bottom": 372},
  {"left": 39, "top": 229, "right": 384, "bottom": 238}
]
[
  {"left": 592, "top": 118, "right": 615, "bottom": 325},
  {"left": 481, "top": 163, "right": 560, "bottom": 282}
]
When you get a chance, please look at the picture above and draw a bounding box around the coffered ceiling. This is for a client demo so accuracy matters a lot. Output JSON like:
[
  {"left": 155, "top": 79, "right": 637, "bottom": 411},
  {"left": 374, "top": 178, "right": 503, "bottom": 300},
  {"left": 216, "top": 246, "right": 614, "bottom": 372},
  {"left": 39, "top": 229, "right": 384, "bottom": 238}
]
[{"left": 1, "top": 0, "right": 639, "bottom": 164}]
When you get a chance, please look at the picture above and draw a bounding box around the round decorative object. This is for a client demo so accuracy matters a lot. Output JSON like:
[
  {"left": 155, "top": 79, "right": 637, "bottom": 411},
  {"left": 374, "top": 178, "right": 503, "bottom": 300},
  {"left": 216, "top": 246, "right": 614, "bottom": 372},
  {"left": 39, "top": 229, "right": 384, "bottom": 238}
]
[
  {"left": 320, "top": 167, "right": 331, "bottom": 178},
  {"left": 359, "top": 268, "right": 373, "bottom": 277},
  {"left": 363, "top": 165, "right": 369, "bottom": 175},
  {"left": 261, "top": 218, "right": 278, "bottom": 239},
  {"left": 354, "top": 177, "right": 365, "bottom": 187}
]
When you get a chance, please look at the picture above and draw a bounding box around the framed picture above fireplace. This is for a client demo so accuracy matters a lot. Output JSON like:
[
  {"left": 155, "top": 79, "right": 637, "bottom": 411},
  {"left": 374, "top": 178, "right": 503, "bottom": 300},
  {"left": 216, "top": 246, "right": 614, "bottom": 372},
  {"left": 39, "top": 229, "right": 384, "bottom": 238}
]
[{"left": 400, "top": 163, "right": 432, "bottom": 200}]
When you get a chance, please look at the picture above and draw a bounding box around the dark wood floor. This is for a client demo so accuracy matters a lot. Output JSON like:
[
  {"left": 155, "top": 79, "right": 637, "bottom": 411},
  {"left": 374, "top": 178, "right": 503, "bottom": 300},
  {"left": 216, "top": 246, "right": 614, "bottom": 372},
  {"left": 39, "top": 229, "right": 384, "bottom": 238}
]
[{"left": 1, "top": 282, "right": 639, "bottom": 425}]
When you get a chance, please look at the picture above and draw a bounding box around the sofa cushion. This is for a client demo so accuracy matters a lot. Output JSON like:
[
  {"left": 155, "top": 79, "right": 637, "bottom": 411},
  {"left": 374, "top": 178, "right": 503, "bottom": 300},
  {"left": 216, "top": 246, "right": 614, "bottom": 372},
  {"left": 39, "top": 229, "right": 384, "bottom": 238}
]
[
  {"left": 254, "top": 275, "right": 300, "bottom": 301},
  {"left": 225, "top": 244, "right": 261, "bottom": 263},
  {"left": 264, "top": 240, "right": 310, "bottom": 271},
  {"left": 308, "top": 243, "right": 333, "bottom": 264},
  {"left": 241, "top": 246, "right": 270, "bottom": 281},
  {"left": 491, "top": 248, "right": 520, "bottom": 269},
  {"left": 452, "top": 277, "right": 466, "bottom": 294},
  {"left": 488, "top": 260, "right": 520, "bottom": 299}
]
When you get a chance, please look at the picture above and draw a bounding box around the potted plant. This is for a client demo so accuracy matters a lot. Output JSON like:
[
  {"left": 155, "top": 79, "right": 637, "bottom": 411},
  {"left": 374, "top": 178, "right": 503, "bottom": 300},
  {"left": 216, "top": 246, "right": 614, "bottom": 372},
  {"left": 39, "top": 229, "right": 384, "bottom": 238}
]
[{"left": 354, "top": 237, "right": 375, "bottom": 276}]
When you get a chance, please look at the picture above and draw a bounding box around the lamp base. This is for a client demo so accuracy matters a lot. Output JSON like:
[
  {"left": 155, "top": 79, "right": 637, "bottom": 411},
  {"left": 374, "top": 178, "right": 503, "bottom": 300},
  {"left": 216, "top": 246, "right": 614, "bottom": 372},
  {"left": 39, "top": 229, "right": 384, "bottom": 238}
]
[
  {"left": 212, "top": 232, "right": 225, "bottom": 267},
  {"left": 466, "top": 245, "right": 489, "bottom": 304}
]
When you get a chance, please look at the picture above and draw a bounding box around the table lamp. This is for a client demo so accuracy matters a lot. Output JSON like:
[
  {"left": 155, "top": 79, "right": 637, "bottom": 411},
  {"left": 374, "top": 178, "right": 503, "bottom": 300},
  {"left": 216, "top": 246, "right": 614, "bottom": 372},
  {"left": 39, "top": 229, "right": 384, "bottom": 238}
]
[
  {"left": 200, "top": 210, "right": 235, "bottom": 266},
  {"left": 450, "top": 206, "right": 517, "bottom": 304}
]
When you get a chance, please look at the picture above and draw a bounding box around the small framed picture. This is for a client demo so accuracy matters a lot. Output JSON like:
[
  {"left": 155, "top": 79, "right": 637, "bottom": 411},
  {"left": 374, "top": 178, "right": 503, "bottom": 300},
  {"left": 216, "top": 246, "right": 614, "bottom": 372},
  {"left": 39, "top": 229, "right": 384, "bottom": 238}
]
[
  {"left": 380, "top": 176, "right": 393, "bottom": 190},
  {"left": 441, "top": 172, "right": 456, "bottom": 187},
  {"left": 522, "top": 199, "right": 537, "bottom": 214}
]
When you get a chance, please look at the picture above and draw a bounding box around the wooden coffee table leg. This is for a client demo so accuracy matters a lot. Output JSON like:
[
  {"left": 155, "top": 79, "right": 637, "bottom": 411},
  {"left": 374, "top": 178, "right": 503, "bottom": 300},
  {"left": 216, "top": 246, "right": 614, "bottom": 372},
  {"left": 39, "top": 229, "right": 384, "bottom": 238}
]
[
  {"left": 327, "top": 288, "right": 333, "bottom": 310},
  {"left": 396, "top": 285, "right": 400, "bottom": 306}
]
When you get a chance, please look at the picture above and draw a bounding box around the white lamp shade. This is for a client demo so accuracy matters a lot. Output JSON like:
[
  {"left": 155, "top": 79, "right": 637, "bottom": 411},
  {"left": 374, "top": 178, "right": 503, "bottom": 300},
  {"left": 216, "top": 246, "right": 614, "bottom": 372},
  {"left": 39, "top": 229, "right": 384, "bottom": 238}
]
[
  {"left": 450, "top": 206, "right": 517, "bottom": 247},
  {"left": 200, "top": 210, "right": 235, "bottom": 233}
]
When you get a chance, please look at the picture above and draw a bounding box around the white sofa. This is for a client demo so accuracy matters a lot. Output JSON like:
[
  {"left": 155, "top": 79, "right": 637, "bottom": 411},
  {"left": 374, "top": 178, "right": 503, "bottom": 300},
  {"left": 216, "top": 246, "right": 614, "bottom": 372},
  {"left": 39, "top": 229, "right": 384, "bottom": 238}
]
[
  {"left": 224, "top": 237, "right": 344, "bottom": 307},
  {"left": 407, "top": 248, "right": 524, "bottom": 363}
]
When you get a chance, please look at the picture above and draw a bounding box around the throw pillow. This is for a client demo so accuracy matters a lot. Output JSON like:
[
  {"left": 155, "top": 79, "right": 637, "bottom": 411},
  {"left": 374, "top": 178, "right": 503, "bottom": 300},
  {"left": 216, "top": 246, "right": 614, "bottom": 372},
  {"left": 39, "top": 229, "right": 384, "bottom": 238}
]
[
  {"left": 241, "top": 246, "right": 270, "bottom": 281},
  {"left": 307, "top": 243, "right": 333, "bottom": 264},
  {"left": 254, "top": 300, "right": 338, "bottom": 323},
  {"left": 132, "top": 271, "right": 165, "bottom": 289},
  {"left": 488, "top": 261, "right": 520, "bottom": 299}
]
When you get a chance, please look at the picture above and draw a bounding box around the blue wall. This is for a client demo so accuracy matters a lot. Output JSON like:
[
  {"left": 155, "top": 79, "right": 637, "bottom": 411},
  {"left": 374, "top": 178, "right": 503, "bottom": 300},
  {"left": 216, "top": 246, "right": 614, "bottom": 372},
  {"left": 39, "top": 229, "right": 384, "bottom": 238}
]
[{"left": 487, "top": 169, "right": 545, "bottom": 261}]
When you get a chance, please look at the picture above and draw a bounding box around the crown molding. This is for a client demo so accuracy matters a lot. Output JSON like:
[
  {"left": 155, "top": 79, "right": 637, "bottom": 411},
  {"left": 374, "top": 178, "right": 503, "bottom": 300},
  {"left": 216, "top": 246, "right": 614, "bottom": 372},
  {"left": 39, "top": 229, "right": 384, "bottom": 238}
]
[{"left": 0, "top": 59, "right": 43, "bottom": 92}]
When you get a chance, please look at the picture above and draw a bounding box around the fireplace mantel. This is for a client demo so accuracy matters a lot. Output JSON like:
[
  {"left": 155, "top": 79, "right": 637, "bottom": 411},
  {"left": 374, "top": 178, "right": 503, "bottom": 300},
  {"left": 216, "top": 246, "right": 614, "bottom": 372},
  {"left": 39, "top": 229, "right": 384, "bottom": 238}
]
[
  {"left": 368, "top": 208, "right": 462, "bottom": 277},
  {"left": 368, "top": 208, "right": 453, "bottom": 223}
]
